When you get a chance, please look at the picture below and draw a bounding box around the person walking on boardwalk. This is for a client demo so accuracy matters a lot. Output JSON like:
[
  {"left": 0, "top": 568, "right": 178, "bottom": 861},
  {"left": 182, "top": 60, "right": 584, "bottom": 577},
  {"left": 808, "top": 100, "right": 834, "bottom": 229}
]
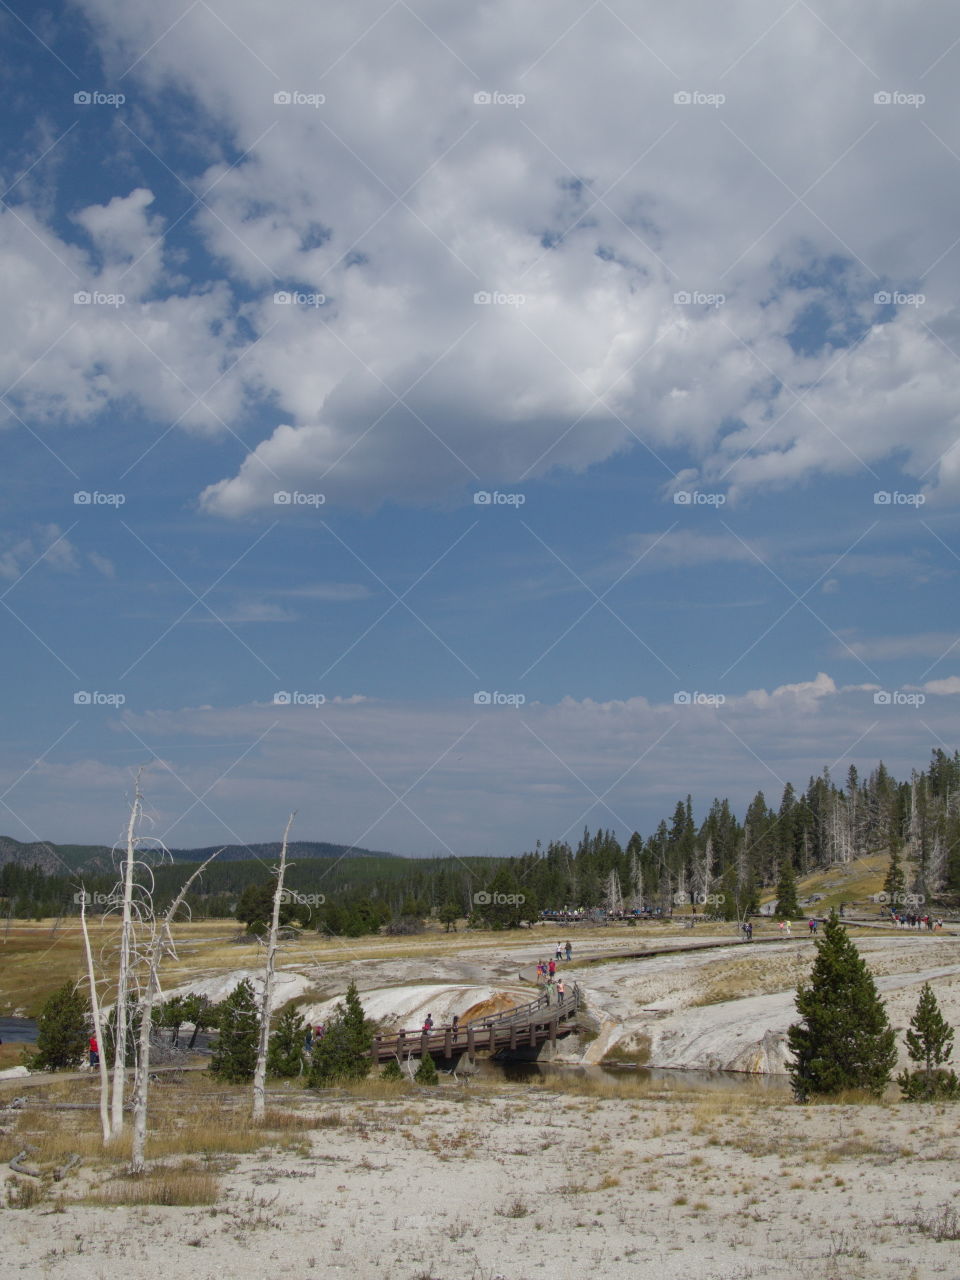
[
  {"left": 565, "top": 940, "right": 572, "bottom": 961},
  {"left": 548, "top": 958, "right": 556, "bottom": 978},
  {"left": 556, "top": 978, "right": 565, "bottom": 1002},
  {"left": 89, "top": 1035, "right": 99, "bottom": 1069},
  {"left": 556, "top": 942, "right": 563, "bottom": 961}
]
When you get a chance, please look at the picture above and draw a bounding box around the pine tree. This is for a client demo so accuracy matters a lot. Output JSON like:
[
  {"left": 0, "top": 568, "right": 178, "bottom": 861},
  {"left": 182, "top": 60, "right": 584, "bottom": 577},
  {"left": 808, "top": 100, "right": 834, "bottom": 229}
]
[
  {"left": 414, "top": 1051, "right": 438, "bottom": 1085},
  {"left": 380, "top": 1058, "right": 405, "bottom": 1081},
  {"left": 883, "top": 848, "right": 905, "bottom": 906},
  {"left": 308, "top": 981, "right": 374, "bottom": 1086},
  {"left": 267, "top": 1003, "right": 308, "bottom": 1078},
  {"left": 787, "top": 912, "right": 896, "bottom": 1101},
  {"left": 209, "top": 979, "right": 260, "bottom": 1082},
  {"left": 774, "top": 856, "right": 801, "bottom": 920},
  {"left": 897, "top": 983, "right": 960, "bottom": 1101},
  {"left": 30, "top": 981, "right": 89, "bottom": 1070}
]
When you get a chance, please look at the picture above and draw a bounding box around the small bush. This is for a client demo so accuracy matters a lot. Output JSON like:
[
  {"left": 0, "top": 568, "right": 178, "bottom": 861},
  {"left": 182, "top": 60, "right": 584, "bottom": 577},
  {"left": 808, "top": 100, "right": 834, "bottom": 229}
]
[{"left": 414, "top": 1052, "right": 438, "bottom": 1086}]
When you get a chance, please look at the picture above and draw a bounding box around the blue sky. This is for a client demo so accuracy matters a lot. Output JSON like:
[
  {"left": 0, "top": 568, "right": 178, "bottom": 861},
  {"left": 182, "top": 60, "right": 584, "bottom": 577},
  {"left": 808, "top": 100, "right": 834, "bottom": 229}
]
[{"left": 1, "top": 0, "right": 958, "bottom": 856}]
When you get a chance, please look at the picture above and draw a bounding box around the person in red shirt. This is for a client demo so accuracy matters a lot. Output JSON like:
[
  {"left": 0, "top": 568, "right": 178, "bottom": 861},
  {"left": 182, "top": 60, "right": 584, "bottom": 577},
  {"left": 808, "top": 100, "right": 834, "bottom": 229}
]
[{"left": 89, "top": 1035, "right": 99, "bottom": 1068}]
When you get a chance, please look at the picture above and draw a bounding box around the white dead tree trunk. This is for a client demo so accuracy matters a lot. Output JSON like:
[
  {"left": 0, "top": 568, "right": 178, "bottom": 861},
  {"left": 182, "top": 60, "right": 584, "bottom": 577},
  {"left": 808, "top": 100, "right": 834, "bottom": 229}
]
[
  {"left": 130, "top": 850, "right": 222, "bottom": 1174},
  {"left": 252, "top": 812, "right": 296, "bottom": 1123},
  {"left": 79, "top": 887, "right": 111, "bottom": 1143},
  {"left": 111, "top": 769, "right": 144, "bottom": 1134}
]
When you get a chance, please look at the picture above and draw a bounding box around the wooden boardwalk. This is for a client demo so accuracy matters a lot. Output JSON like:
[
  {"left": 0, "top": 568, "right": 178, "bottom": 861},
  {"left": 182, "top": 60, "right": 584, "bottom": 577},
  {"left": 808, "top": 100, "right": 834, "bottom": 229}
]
[{"left": 371, "top": 984, "right": 581, "bottom": 1065}]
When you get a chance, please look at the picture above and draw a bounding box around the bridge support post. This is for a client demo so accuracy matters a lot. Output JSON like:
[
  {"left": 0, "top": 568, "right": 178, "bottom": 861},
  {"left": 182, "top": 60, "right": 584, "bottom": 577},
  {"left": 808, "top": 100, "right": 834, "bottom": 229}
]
[
  {"left": 550, "top": 1016, "right": 558, "bottom": 1047},
  {"left": 529, "top": 1020, "right": 537, "bottom": 1048},
  {"left": 510, "top": 1024, "right": 518, "bottom": 1051},
  {"left": 444, "top": 1029, "right": 452, "bottom": 1060},
  {"left": 467, "top": 1026, "right": 475, "bottom": 1055},
  {"left": 371, "top": 1035, "right": 381, "bottom": 1063}
]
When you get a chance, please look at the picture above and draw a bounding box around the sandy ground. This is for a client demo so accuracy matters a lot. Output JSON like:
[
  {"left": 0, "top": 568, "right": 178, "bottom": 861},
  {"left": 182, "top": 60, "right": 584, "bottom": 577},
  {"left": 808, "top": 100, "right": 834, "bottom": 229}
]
[{"left": 3, "top": 1079, "right": 960, "bottom": 1280}]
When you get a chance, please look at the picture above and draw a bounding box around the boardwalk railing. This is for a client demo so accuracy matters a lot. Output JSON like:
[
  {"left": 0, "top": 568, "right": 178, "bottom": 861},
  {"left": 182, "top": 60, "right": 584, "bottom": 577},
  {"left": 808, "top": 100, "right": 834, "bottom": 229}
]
[{"left": 371, "top": 983, "right": 581, "bottom": 1064}]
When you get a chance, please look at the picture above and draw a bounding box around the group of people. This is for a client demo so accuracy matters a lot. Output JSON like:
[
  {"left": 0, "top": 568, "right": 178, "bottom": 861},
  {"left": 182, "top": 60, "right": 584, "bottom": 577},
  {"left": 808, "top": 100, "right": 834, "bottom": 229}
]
[
  {"left": 303, "top": 1024, "right": 325, "bottom": 1054},
  {"left": 892, "top": 912, "right": 943, "bottom": 930},
  {"left": 535, "top": 941, "right": 573, "bottom": 1003}
]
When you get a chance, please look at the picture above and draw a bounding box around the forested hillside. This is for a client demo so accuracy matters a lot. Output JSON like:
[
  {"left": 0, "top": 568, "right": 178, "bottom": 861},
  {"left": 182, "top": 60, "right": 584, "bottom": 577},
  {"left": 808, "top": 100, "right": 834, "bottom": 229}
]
[{"left": 2, "top": 749, "right": 958, "bottom": 929}]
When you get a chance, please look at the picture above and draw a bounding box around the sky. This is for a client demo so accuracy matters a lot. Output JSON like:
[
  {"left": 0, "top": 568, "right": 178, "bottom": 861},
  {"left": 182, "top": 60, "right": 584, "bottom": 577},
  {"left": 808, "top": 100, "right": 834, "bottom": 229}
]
[{"left": 0, "top": 0, "right": 958, "bottom": 859}]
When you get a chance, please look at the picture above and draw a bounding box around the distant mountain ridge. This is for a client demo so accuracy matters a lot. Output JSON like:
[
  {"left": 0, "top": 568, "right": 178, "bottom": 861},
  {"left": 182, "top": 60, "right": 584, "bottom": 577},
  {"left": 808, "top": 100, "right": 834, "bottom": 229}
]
[
  {"left": 0, "top": 834, "right": 399, "bottom": 872},
  {"left": 169, "top": 840, "right": 399, "bottom": 863}
]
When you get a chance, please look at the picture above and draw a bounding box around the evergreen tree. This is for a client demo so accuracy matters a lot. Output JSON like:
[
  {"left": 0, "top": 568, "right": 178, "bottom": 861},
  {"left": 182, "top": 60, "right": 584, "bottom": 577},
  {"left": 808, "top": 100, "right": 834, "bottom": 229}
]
[
  {"left": 236, "top": 879, "right": 293, "bottom": 933},
  {"left": 438, "top": 901, "right": 460, "bottom": 932},
  {"left": 308, "top": 981, "right": 374, "bottom": 1086},
  {"left": 209, "top": 979, "right": 260, "bottom": 1082},
  {"left": 182, "top": 992, "right": 218, "bottom": 1048},
  {"left": 267, "top": 1003, "right": 308, "bottom": 1078},
  {"left": 774, "top": 856, "right": 801, "bottom": 920},
  {"left": 787, "top": 913, "right": 896, "bottom": 1101},
  {"left": 414, "top": 1051, "right": 438, "bottom": 1085},
  {"left": 897, "top": 983, "right": 960, "bottom": 1101},
  {"left": 30, "top": 981, "right": 89, "bottom": 1070},
  {"left": 883, "top": 848, "right": 905, "bottom": 905},
  {"left": 380, "top": 1058, "right": 405, "bottom": 1081}
]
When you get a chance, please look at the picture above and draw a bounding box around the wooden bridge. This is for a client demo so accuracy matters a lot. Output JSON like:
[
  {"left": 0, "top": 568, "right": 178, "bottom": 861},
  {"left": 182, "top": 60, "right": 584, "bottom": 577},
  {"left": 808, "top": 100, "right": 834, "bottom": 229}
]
[{"left": 371, "top": 984, "right": 582, "bottom": 1065}]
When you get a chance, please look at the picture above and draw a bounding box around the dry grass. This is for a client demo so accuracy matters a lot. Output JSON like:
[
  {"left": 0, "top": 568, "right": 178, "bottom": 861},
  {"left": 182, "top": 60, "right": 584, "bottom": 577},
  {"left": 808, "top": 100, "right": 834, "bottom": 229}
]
[
  {"left": 0, "top": 1042, "right": 28, "bottom": 1070},
  {"left": 87, "top": 1166, "right": 219, "bottom": 1206}
]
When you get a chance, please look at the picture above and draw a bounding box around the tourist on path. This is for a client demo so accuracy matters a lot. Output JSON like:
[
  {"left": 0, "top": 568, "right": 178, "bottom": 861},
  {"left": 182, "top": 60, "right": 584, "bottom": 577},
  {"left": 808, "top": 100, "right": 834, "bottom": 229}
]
[
  {"left": 89, "top": 1035, "right": 99, "bottom": 1068},
  {"left": 565, "top": 941, "right": 572, "bottom": 961},
  {"left": 548, "top": 959, "right": 556, "bottom": 977}
]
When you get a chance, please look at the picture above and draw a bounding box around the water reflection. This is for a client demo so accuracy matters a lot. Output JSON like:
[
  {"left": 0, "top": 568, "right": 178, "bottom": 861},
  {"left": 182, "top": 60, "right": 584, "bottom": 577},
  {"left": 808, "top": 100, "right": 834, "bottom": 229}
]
[{"left": 473, "top": 1057, "right": 791, "bottom": 1095}]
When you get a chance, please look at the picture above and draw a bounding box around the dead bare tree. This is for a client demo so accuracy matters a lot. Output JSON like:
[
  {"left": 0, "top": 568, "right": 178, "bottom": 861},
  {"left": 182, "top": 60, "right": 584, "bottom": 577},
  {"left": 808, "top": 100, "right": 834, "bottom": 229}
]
[
  {"left": 111, "top": 769, "right": 144, "bottom": 1133},
  {"left": 252, "top": 812, "right": 296, "bottom": 1123},
  {"left": 130, "top": 849, "right": 222, "bottom": 1174},
  {"left": 78, "top": 886, "right": 111, "bottom": 1143}
]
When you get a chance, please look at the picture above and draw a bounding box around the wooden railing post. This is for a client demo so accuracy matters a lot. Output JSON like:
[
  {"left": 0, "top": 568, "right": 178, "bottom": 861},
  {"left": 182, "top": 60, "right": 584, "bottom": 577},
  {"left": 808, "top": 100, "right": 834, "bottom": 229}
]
[
  {"left": 467, "top": 1025, "right": 475, "bottom": 1055},
  {"left": 372, "top": 1034, "right": 381, "bottom": 1062},
  {"left": 443, "top": 1028, "right": 452, "bottom": 1059}
]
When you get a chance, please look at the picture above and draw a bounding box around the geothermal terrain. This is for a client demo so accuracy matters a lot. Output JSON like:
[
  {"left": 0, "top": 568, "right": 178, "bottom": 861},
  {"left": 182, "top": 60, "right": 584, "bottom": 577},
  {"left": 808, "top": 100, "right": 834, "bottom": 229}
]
[{"left": 2, "top": 919, "right": 959, "bottom": 1279}]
